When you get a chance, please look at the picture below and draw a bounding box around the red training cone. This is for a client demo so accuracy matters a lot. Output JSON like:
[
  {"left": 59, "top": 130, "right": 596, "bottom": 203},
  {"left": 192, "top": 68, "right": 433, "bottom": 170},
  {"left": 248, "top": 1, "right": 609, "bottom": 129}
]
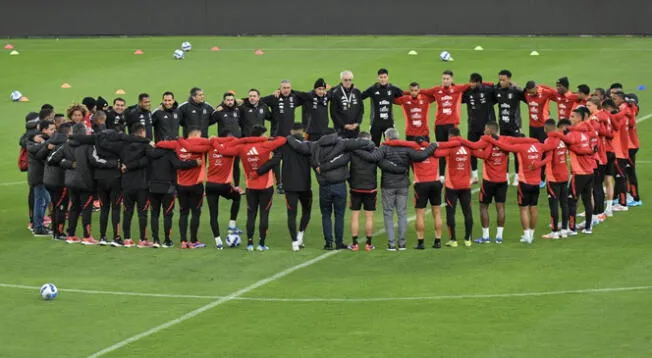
[
  {"left": 134, "top": 49, "right": 144, "bottom": 55},
  {"left": 254, "top": 49, "right": 264, "bottom": 55},
  {"left": 4, "top": 44, "right": 14, "bottom": 50},
  {"left": 211, "top": 46, "right": 220, "bottom": 52}
]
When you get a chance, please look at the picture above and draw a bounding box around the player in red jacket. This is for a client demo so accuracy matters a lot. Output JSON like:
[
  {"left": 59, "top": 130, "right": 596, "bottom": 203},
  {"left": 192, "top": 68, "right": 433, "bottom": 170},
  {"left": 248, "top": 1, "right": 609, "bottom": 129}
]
[
  {"left": 559, "top": 107, "right": 599, "bottom": 235},
  {"left": 206, "top": 132, "right": 242, "bottom": 249},
  {"left": 603, "top": 95, "right": 632, "bottom": 211},
  {"left": 523, "top": 81, "right": 557, "bottom": 142},
  {"left": 586, "top": 98, "right": 611, "bottom": 221},
  {"left": 394, "top": 82, "right": 435, "bottom": 142},
  {"left": 485, "top": 131, "right": 561, "bottom": 244},
  {"left": 157, "top": 128, "right": 213, "bottom": 248},
  {"left": 624, "top": 94, "right": 641, "bottom": 206},
  {"left": 411, "top": 138, "right": 461, "bottom": 249},
  {"left": 219, "top": 125, "right": 287, "bottom": 251}
]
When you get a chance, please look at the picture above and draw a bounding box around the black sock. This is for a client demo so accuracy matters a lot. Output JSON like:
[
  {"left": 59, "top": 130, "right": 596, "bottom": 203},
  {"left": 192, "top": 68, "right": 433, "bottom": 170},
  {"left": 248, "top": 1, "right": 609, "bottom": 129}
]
[
  {"left": 352, "top": 236, "right": 358, "bottom": 245},
  {"left": 248, "top": 238, "right": 254, "bottom": 245},
  {"left": 259, "top": 238, "right": 266, "bottom": 247},
  {"left": 434, "top": 238, "right": 441, "bottom": 244},
  {"left": 418, "top": 238, "right": 424, "bottom": 244}
]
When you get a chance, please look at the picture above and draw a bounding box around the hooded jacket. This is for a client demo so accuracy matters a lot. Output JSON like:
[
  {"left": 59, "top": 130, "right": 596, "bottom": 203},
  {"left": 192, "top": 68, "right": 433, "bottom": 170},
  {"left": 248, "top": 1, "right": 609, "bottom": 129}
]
[
  {"left": 49, "top": 135, "right": 95, "bottom": 192},
  {"left": 43, "top": 131, "right": 70, "bottom": 188},
  {"left": 311, "top": 133, "right": 352, "bottom": 186},
  {"left": 26, "top": 133, "right": 51, "bottom": 186}
]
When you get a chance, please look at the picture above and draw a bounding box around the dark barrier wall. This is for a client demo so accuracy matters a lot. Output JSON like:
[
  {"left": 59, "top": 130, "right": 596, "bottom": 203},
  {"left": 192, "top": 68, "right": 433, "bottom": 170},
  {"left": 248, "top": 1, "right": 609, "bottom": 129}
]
[{"left": 1, "top": 0, "right": 650, "bottom": 37}]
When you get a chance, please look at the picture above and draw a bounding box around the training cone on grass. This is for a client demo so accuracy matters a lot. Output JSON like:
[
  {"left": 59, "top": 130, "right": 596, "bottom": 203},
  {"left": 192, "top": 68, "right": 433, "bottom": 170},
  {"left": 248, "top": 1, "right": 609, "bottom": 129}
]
[
  {"left": 115, "top": 89, "right": 126, "bottom": 95},
  {"left": 134, "top": 49, "right": 144, "bottom": 55},
  {"left": 60, "top": 83, "right": 71, "bottom": 89},
  {"left": 474, "top": 45, "right": 484, "bottom": 51},
  {"left": 254, "top": 49, "right": 264, "bottom": 55},
  {"left": 18, "top": 96, "right": 30, "bottom": 102},
  {"left": 530, "top": 50, "right": 540, "bottom": 56},
  {"left": 9, "top": 50, "right": 19, "bottom": 55},
  {"left": 211, "top": 46, "right": 220, "bottom": 52},
  {"left": 4, "top": 44, "right": 14, "bottom": 50},
  {"left": 637, "top": 85, "right": 647, "bottom": 91},
  {"left": 408, "top": 50, "right": 418, "bottom": 55}
]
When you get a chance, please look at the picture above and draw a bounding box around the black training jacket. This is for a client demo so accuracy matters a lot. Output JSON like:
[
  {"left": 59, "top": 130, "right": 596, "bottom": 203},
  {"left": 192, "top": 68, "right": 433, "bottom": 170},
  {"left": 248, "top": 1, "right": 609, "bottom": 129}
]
[
  {"left": 118, "top": 135, "right": 151, "bottom": 191},
  {"left": 50, "top": 139, "right": 95, "bottom": 192},
  {"left": 178, "top": 98, "right": 214, "bottom": 138},
  {"left": 462, "top": 85, "right": 497, "bottom": 133},
  {"left": 262, "top": 91, "right": 304, "bottom": 136},
  {"left": 329, "top": 84, "right": 364, "bottom": 135},
  {"left": 152, "top": 104, "right": 180, "bottom": 142},
  {"left": 296, "top": 91, "right": 330, "bottom": 136},
  {"left": 125, "top": 105, "right": 153, "bottom": 139},
  {"left": 106, "top": 109, "right": 126, "bottom": 132},
  {"left": 239, "top": 99, "right": 272, "bottom": 137},
  {"left": 146, "top": 147, "right": 198, "bottom": 194},
  {"left": 211, "top": 103, "right": 242, "bottom": 138},
  {"left": 495, "top": 85, "right": 524, "bottom": 134},
  {"left": 26, "top": 133, "right": 50, "bottom": 186},
  {"left": 356, "top": 142, "right": 435, "bottom": 189},
  {"left": 360, "top": 83, "right": 403, "bottom": 128},
  {"left": 258, "top": 134, "right": 312, "bottom": 192},
  {"left": 43, "top": 132, "right": 69, "bottom": 188}
]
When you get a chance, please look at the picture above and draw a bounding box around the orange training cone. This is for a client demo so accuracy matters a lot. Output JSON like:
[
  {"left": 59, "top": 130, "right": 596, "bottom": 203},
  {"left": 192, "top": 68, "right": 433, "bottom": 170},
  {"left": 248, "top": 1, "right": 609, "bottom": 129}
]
[
  {"left": 211, "top": 46, "right": 220, "bottom": 52},
  {"left": 60, "top": 83, "right": 71, "bottom": 89},
  {"left": 254, "top": 49, "right": 264, "bottom": 55},
  {"left": 115, "top": 89, "right": 126, "bottom": 95},
  {"left": 134, "top": 49, "right": 144, "bottom": 55},
  {"left": 4, "top": 44, "right": 14, "bottom": 50}
]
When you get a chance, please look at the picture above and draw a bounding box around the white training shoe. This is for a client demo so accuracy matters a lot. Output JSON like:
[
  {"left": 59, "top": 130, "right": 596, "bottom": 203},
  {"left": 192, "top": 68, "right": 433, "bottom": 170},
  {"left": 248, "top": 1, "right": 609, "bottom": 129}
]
[
  {"left": 560, "top": 230, "right": 568, "bottom": 239},
  {"left": 520, "top": 235, "right": 528, "bottom": 243},
  {"left": 582, "top": 229, "right": 592, "bottom": 235},
  {"left": 297, "top": 232, "right": 304, "bottom": 247},
  {"left": 512, "top": 174, "right": 519, "bottom": 187},
  {"left": 542, "top": 232, "right": 559, "bottom": 239},
  {"left": 605, "top": 209, "right": 613, "bottom": 217},
  {"left": 613, "top": 204, "right": 629, "bottom": 212},
  {"left": 291, "top": 241, "right": 300, "bottom": 252}
]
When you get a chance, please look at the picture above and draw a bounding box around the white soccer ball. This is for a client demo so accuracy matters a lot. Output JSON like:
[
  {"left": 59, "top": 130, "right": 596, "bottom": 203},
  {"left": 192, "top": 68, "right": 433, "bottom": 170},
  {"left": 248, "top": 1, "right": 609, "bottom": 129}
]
[
  {"left": 10, "top": 90, "right": 22, "bottom": 101},
  {"left": 181, "top": 41, "right": 192, "bottom": 52},
  {"left": 173, "top": 49, "right": 185, "bottom": 60},
  {"left": 40, "top": 283, "right": 58, "bottom": 300},
  {"left": 225, "top": 233, "right": 241, "bottom": 248},
  {"left": 440, "top": 50, "right": 453, "bottom": 62}
]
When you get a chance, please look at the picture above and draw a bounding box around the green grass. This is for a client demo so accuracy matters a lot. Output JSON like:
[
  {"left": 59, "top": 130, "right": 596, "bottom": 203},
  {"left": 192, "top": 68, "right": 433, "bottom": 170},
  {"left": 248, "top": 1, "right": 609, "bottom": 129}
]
[{"left": 1, "top": 36, "right": 651, "bottom": 357}]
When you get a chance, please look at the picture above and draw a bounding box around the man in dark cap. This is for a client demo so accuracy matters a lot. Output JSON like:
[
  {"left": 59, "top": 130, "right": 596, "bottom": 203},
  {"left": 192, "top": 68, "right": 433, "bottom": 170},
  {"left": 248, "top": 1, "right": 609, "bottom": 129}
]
[{"left": 96, "top": 96, "right": 109, "bottom": 112}]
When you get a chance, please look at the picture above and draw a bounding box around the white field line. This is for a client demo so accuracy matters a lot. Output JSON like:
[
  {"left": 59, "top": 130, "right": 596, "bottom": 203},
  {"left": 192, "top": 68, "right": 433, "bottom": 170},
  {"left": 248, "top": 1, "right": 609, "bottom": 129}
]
[
  {"left": 21, "top": 47, "right": 652, "bottom": 53},
  {"left": 2, "top": 282, "right": 650, "bottom": 303}
]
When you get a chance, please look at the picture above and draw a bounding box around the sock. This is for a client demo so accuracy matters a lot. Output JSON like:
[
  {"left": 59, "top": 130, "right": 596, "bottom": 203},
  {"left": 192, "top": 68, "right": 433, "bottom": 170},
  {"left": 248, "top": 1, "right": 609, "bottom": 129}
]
[
  {"left": 523, "top": 229, "right": 529, "bottom": 239},
  {"left": 259, "top": 238, "right": 266, "bottom": 247},
  {"left": 214, "top": 236, "right": 221, "bottom": 245},
  {"left": 228, "top": 220, "right": 236, "bottom": 228},
  {"left": 496, "top": 227, "right": 504, "bottom": 238},
  {"left": 482, "top": 227, "right": 490, "bottom": 239},
  {"left": 247, "top": 238, "right": 254, "bottom": 245},
  {"left": 529, "top": 229, "right": 535, "bottom": 239},
  {"left": 606, "top": 200, "right": 613, "bottom": 212},
  {"left": 472, "top": 170, "right": 478, "bottom": 178},
  {"left": 297, "top": 231, "right": 304, "bottom": 242},
  {"left": 434, "top": 238, "right": 441, "bottom": 245},
  {"left": 366, "top": 236, "right": 372, "bottom": 245},
  {"left": 352, "top": 236, "right": 358, "bottom": 245},
  {"left": 417, "top": 238, "right": 424, "bottom": 245}
]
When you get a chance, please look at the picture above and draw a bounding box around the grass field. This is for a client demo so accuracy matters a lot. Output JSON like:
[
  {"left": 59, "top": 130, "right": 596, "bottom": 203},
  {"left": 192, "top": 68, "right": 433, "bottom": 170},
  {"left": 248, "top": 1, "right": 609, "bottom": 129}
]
[{"left": 1, "top": 36, "right": 651, "bottom": 357}]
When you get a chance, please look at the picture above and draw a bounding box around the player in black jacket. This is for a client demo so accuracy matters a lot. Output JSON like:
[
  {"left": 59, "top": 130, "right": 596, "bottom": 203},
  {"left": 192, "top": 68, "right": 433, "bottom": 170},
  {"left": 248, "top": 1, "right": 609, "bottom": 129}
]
[
  {"left": 178, "top": 87, "right": 214, "bottom": 138},
  {"left": 296, "top": 78, "right": 331, "bottom": 141},
  {"left": 125, "top": 93, "right": 153, "bottom": 139},
  {"left": 118, "top": 125, "right": 153, "bottom": 247},
  {"left": 360, "top": 68, "right": 404, "bottom": 146},
  {"left": 213, "top": 92, "right": 243, "bottom": 187},
  {"left": 49, "top": 123, "right": 97, "bottom": 244},
  {"left": 495, "top": 70, "right": 524, "bottom": 185},
  {"left": 257, "top": 124, "right": 312, "bottom": 251},
  {"left": 89, "top": 129, "right": 124, "bottom": 245},
  {"left": 239, "top": 89, "right": 272, "bottom": 137},
  {"left": 26, "top": 120, "right": 56, "bottom": 236},
  {"left": 106, "top": 97, "right": 127, "bottom": 132},
  {"left": 329, "top": 71, "right": 364, "bottom": 139},
  {"left": 146, "top": 147, "right": 200, "bottom": 248},
  {"left": 20, "top": 112, "right": 40, "bottom": 230},
  {"left": 44, "top": 123, "right": 73, "bottom": 240},
  {"left": 462, "top": 73, "right": 497, "bottom": 183},
  {"left": 151, "top": 91, "right": 180, "bottom": 142}
]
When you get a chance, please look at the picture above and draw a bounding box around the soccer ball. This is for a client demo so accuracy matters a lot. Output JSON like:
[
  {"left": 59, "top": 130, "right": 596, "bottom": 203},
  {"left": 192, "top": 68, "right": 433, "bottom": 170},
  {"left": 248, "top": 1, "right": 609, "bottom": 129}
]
[
  {"left": 181, "top": 41, "right": 192, "bottom": 52},
  {"left": 10, "top": 90, "right": 22, "bottom": 101},
  {"left": 173, "top": 49, "right": 185, "bottom": 60},
  {"left": 225, "top": 233, "right": 241, "bottom": 248},
  {"left": 40, "top": 283, "right": 58, "bottom": 300},
  {"left": 440, "top": 50, "right": 453, "bottom": 62}
]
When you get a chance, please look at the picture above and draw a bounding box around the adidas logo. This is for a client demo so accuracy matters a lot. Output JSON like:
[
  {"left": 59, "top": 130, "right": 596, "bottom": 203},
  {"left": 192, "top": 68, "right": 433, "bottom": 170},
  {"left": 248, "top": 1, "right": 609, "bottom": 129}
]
[
  {"left": 180, "top": 147, "right": 188, "bottom": 153},
  {"left": 528, "top": 145, "right": 538, "bottom": 153},
  {"left": 456, "top": 147, "right": 468, "bottom": 155},
  {"left": 247, "top": 147, "right": 259, "bottom": 156}
]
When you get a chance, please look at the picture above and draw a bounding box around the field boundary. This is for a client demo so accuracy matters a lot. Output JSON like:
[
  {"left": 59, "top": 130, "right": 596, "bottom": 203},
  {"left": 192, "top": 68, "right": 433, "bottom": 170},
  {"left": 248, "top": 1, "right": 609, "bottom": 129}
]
[{"left": 3, "top": 282, "right": 651, "bottom": 303}]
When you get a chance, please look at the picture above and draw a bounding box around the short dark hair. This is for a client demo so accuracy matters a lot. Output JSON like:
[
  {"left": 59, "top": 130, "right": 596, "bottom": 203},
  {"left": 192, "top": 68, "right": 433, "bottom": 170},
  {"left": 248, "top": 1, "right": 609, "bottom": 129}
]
[
  {"left": 358, "top": 131, "right": 371, "bottom": 139},
  {"left": 611, "top": 91, "right": 625, "bottom": 99},
  {"left": 186, "top": 126, "right": 201, "bottom": 134},
  {"left": 409, "top": 82, "right": 419, "bottom": 88},
  {"left": 41, "top": 104, "right": 54, "bottom": 111},
  {"left": 572, "top": 107, "right": 589, "bottom": 119},
  {"left": 190, "top": 87, "right": 203, "bottom": 97},
  {"left": 525, "top": 81, "right": 536, "bottom": 90},
  {"left": 544, "top": 119, "right": 556, "bottom": 127},
  {"left": 448, "top": 127, "right": 461, "bottom": 137},
  {"left": 39, "top": 108, "right": 54, "bottom": 120},
  {"left": 72, "top": 123, "right": 87, "bottom": 136},
  {"left": 138, "top": 93, "right": 150, "bottom": 102},
  {"left": 602, "top": 99, "right": 617, "bottom": 109},
  {"left": 498, "top": 69, "right": 512, "bottom": 78},
  {"left": 248, "top": 88, "right": 260, "bottom": 95},
  {"left": 609, "top": 83, "right": 623, "bottom": 90},
  {"left": 223, "top": 92, "right": 235, "bottom": 99},
  {"left": 557, "top": 119, "right": 571, "bottom": 127},
  {"left": 38, "top": 120, "right": 54, "bottom": 131},
  {"left": 594, "top": 88, "right": 606, "bottom": 97},
  {"left": 162, "top": 91, "right": 174, "bottom": 99},
  {"left": 94, "top": 110, "right": 107, "bottom": 120},
  {"left": 250, "top": 125, "right": 267, "bottom": 137},
  {"left": 131, "top": 123, "right": 146, "bottom": 134},
  {"left": 219, "top": 129, "right": 233, "bottom": 137},
  {"left": 485, "top": 121, "right": 498, "bottom": 130},
  {"left": 377, "top": 68, "right": 388, "bottom": 75},
  {"left": 292, "top": 123, "right": 304, "bottom": 131},
  {"left": 58, "top": 122, "right": 74, "bottom": 133},
  {"left": 577, "top": 84, "right": 590, "bottom": 95},
  {"left": 113, "top": 97, "right": 126, "bottom": 105},
  {"left": 54, "top": 113, "right": 65, "bottom": 119},
  {"left": 442, "top": 70, "right": 453, "bottom": 77},
  {"left": 470, "top": 73, "right": 483, "bottom": 83},
  {"left": 25, "top": 112, "right": 39, "bottom": 122}
]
